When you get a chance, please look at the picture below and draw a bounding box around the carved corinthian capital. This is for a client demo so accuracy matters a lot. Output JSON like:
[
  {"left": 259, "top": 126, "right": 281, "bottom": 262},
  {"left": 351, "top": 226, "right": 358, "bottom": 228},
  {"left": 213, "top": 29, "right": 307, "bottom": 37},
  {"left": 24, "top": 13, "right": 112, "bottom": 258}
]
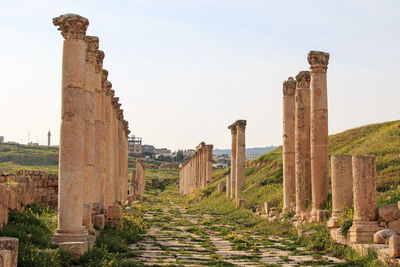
[
  {"left": 85, "top": 36, "right": 99, "bottom": 64},
  {"left": 53, "top": 14, "right": 89, "bottom": 40},
  {"left": 307, "top": 50, "right": 330, "bottom": 74},
  {"left": 283, "top": 77, "right": 296, "bottom": 96},
  {"left": 228, "top": 124, "right": 237, "bottom": 134},
  {"left": 235, "top": 120, "right": 247, "bottom": 129},
  {"left": 295, "top": 71, "right": 310, "bottom": 89},
  {"left": 95, "top": 51, "right": 105, "bottom": 72}
]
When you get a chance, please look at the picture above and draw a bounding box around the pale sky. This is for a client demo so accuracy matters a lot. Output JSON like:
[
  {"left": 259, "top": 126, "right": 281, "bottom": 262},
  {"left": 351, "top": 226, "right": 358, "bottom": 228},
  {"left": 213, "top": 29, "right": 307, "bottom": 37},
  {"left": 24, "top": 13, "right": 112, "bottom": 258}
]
[{"left": 1, "top": 0, "right": 399, "bottom": 151}]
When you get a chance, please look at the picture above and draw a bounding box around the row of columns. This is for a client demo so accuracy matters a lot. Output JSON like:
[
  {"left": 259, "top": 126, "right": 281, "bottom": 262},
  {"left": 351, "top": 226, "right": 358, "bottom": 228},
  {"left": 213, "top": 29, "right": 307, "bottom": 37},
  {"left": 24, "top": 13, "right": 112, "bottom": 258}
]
[
  {"left": 282, "top": 50, "right": 330, "bottom": 221},
  {"left": 179, "top": 142, "right": 213, "bottom": 195},
  {"left": 51, "top": 14, "right": 130, "bottom": 251},
  {"left": 227, "top": 120, "right": 247, "bottom": 200},
  {"left": 129, "top": 159, "right": 145, "bottom": 199},
  {"left": 328, "top": 155, "right": 382, "bottom": 243}
]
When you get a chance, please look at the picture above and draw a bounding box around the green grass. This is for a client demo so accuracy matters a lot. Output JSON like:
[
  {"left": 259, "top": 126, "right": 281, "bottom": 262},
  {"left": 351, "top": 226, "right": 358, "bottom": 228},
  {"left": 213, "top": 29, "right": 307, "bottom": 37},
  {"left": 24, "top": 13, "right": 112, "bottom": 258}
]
[{"left": 0, "top": 143, "right": 59, "bottom": 166}]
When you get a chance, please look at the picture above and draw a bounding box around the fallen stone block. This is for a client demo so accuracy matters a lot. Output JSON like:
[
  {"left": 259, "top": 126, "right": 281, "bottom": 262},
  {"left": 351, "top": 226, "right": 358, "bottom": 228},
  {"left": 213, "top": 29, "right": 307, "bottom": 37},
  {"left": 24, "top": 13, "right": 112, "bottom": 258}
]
[
  {"left": 374, "top": 229, "right": 397, "bottom": 244},
  {"left": 106, "top": 205, "right": 123, "bottom": 220},
  {"left": 388, "top": 220, "right": 400, "bottom": 234},
  {"left": 93, "top": 214, "right": 105, "bottom": 230},
  {"left": 379, "top": 204, "right": 400, "bottom": 222},
  {"left": 389, "top": 235, "right": 400, "bottom": 258}
]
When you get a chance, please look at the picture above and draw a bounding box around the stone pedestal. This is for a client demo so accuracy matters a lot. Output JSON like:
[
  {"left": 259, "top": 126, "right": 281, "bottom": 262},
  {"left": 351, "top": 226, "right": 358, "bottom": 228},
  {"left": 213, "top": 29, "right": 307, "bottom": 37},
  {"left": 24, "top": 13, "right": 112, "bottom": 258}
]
[
  {"left": 282, "top": 77, "right": 296, "bottom": 213},
  {"left": 52, "top": 14, "right": 89, "bottom": 249},
  {"left": 349, "top": 155, "right": 382, "bottom": 243},
  {"left": 0, "top": 237, "right": 18, "bottom": 267},
  {"left": 294, "top": 71, "right": 311, "bottom": 219},
  {"left": 327, "top": 155, "right": 353, "bottom": 228},
  {"left": 308, "top": 50, "right": 330, "bottom": 222},
  {"left": 235, "top": 120, "right": 246, "bottom": 199},
  {"left": 228, "top": 124, "right": 237, "bottom": 199}
]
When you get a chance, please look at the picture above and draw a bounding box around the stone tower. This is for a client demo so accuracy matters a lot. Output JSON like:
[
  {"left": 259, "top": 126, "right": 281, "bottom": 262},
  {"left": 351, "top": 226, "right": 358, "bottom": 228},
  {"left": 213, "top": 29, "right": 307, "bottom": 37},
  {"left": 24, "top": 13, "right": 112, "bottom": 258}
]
[{"left": 47, "top": 130, "right": 51, "bottom": 146}]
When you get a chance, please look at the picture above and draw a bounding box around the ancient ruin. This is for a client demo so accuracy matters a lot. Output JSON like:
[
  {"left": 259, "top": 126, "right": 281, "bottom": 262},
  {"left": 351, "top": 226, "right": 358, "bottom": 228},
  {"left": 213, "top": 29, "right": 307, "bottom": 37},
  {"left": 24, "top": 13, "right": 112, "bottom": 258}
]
[
  {"left": 308, "top": 50, "right": 330, "bottom": 222},
  {"left": 50, "top": 13, "right": 130, "bottom": 256},
  {"left": 179, "top": 142, "right": 213, "bottom": 195},
  {"left": 227, "top": 120, "right": 247, "bottom": 200},
  {"left": 294, "top": 71, "right": 311, "bottom": 220},
  {"left": 282, "top": 77, "right": 296, "bottom": 213}
]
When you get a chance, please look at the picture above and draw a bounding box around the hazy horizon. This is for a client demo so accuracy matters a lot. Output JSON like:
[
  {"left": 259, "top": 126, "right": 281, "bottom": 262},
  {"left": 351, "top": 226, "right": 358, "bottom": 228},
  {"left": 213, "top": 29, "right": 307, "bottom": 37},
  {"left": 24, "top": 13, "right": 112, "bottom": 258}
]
[{"left": 1, "top": 1, "right": 399, "bottom": 151}]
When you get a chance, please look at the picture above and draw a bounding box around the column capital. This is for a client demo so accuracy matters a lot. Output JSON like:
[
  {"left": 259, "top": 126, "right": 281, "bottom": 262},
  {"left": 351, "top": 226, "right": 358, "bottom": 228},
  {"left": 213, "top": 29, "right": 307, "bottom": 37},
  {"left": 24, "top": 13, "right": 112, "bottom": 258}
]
[
  {"left": 283, "top": 77, "right": 296, "bottom": 96},
  {"left": 112, "top": 97, "right": 119, "bottom": 108},
  {"left": 307, "top": 50, "right": 330, "bottom": 74},
  {"left": 106, "top": 84, "right": 113, "bottom": 96},
  {"left": 53, "top": 14, "right": 89, "bottom": 40},
  {"left": 95, "top": 50, "right": 105, "bottom": 72},
  {"left": 228, "top": 124, "right": 237, "bottom": 134},
  {"left": 85, "top": 36, "right": 99, "bottom": 64},
  {"left": 204, "top": 144, "right": 214, "bottom": 151},
  {"left": 295, "top": 71, "right": 310, "bottom": 89},
  {"left": 235, "top": 120, "right": 247, "bottom": 129}
]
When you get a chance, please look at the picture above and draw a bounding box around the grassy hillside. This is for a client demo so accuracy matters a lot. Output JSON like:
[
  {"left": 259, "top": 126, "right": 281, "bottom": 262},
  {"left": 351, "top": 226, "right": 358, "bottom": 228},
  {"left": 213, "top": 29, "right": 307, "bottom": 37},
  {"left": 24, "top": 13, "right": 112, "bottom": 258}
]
[{"left": 203, "top": 120, "right": 400, "bottom": 211}]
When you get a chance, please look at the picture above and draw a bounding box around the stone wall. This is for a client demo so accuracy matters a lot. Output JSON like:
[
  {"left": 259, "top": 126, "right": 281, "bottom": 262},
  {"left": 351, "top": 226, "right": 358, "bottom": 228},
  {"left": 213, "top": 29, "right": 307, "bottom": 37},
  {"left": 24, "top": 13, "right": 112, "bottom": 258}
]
[{"left": 0, "top": 170, "right": 58, "bottom": 227}]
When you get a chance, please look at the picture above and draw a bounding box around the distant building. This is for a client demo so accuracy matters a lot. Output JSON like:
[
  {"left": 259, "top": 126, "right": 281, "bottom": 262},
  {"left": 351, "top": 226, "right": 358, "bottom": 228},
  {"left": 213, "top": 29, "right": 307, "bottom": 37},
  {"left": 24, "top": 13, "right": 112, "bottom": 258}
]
[
  {"left": 128, "top": 135, "right": 143, "bottom": 156},
  {"left": 0, "top": 136, "right": 4, "bottom": 143},
  {"left": 47, "top": 131, "right": 51, "bottom": 146},
  {"left": 153, "top": 148, "right": 171, "bottom": 155},
  {"left": 142, "top": 144, "right": 155, "bottom": 155},
  {"left": 213, "top": 153, "right": 230, "bottom": 169},
  {"left": 246, "top": 153, "right": 262, "bottom": 160},
  {"left": 182, "top": 149, "right": 195, "bottom": 158}
]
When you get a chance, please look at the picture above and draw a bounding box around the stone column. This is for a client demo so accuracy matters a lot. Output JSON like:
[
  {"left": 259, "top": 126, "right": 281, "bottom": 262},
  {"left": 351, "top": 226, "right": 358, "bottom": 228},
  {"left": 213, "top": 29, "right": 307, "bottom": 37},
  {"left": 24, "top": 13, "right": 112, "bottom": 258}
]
[
  {"left": 103, "top": 79, "right": 114, "bottom": 209},
  {"left": 228, "top": 124, "right": 237, "bottom": 199},
  {"left": 327, "top": 155, "right": 353, "bottom": 228},
  {"left": 235, "top": 120, "right": 246, "bottom": 199},
  {"left": 308, "top": 50, "right": 330, "bottom": 221},
  {"left": 226, "top": 175, "right": 231, "bottom": 198},
  {"left": 282, "top": 77, "right": 296, "bottom": 213},
  {"left": 205, "top": 145, "right": 213, "bottom": 185},
  {"left": 111, "top": 96, "right": 119, "bottom": 204},
  {"left": 94, "top": 50, "right": 105, "bottom": 212},
  {"left": 82, "top": 36, "right": 98, "bottom": 227},
  {"left": 349, "top": 155, "right": 382, "bottom": 243},
  {"left": 294, "top": 71, "right": 311, "bottom": 219},
  {"left": 52, "top": 14, "right": 89, "bottom": 246}
]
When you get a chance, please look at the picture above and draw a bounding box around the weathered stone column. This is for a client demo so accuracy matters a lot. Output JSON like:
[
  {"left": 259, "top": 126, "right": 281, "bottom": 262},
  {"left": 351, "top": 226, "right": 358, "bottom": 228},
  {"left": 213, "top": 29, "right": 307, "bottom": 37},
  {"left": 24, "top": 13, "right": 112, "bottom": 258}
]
[
  {"left": 235, "top": 120, "right": 246, "bottom": 199},
  {"left": 103, "top": 78, "right": 114, "bottom": 209},
  {"left": 52, "top": 14, "right": 89, "bottom": 248},
  {"left": 82, "top": 36, "right": 98, "bottom": 227},
  {"left": 205, "top": 145, "right": 213, "bottom": 185},
  {"left": 327, "top": 155, "right": 352, "bottom": 228},
  {"left": 228, "top": 124, "right": 237, "bottom": 199},
  {"left": 94, "top": 50, "right": 105, "bottom": 211},
  {"left": 294, "top": 71, "right": 311, "bottom": 220},
  {"left": 308, "top": 50, "right": 330, "bottom": 221},
  {"left": 226, "top": 174, "right": 231, "bottom": 198},
  {"left": 111, "top": 96, "right": 119, "bottom": 203},
  {"left": 123, "top": 121, "right": 129, "bottom": 202},
  {"left": 349, "top": 155, "right": 382, "bottom": 243},
  {"left": 282, "top": 77, "right": 296, "bottom": 213}
]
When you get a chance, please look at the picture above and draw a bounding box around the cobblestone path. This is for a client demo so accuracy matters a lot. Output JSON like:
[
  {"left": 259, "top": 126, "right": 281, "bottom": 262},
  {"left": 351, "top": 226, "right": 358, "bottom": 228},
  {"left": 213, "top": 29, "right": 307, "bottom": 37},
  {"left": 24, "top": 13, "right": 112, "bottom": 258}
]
[{"left": 129, "top": 197, "right": 345, "bottom": 266}]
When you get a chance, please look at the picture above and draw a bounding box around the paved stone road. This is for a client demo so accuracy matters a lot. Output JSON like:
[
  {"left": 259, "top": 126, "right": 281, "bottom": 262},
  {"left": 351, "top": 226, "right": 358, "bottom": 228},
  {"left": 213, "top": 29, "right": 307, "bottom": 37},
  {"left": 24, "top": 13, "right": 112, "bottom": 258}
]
[{"left": 129, "top": 199, "right": 345, "bottom": 266}]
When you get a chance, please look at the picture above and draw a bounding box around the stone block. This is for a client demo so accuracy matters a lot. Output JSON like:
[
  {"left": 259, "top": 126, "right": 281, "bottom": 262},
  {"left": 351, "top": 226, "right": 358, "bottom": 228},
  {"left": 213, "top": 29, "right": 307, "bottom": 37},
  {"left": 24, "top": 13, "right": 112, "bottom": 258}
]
[
  {"left": 91, "top": 202, "right": 100, "bottom": 215},
  {"left": 106, "top": 205, "right": 123, "bottom": 220},
  {"left": 379, "top": 204, "right": 400, "bottom": 222},
  {"left": 0, "top": 237, "right": 18, "bottom": 267},
  {"left": 388, "top": 220, "right": 400, "bottom": 234},
  {"left": 58, "top": 242, "right": 88, "bottom": 258},
  {"left": 373, "top": 229, "right": 397, "bottom": 244},
  {"left": 389, "top": 235, "right": 400, "bottom": 258},
  {"left": 349, "top": 221, "right": 383, "bottom": 243},
  {"left": 82, "top": 204, "right": 91, "bottom": 227},
  {"left": 93, "top": 214, "right": 105, "bottom": 230},
  {"left": 106, "top": 219, "right": 123, "bottom": 228}
]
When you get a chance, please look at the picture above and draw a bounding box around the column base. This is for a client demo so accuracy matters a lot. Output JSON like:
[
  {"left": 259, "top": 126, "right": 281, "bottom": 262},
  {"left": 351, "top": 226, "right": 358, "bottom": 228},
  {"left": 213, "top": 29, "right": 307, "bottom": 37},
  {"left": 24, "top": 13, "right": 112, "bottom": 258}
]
[
  {"left": 349, "top": 221, "right": 383, "bottom": 244},
  {"left": 327, "top": 217, "right": 340, "bottom": 228}
]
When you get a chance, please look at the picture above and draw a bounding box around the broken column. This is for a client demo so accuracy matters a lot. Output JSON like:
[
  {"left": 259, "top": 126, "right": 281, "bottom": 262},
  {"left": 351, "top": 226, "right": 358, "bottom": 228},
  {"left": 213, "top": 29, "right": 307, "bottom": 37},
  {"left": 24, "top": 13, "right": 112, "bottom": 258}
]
[
  {"left": 282, "top": 77, "right": 296, "bottom": 214},
  {"left": 228, "top": 124, "right": 237, "bottom": 199},
  {"left": 294, "top": 71, "right": 311, "bottom": 220},
  {"left": 327, "top": 155, "right": 353, "bottom": 228},
  {"left": 308, "top": 50, "right": 330, "bottom": 221},
  {"left": 235, "top": 120, "right": 246, "bottom": 199},
  {"left": 349, "top": 155, "right": 382, "bottom": 243},
  {"left": 52, "top": 14, "right": 89, "bottom": 252}
]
